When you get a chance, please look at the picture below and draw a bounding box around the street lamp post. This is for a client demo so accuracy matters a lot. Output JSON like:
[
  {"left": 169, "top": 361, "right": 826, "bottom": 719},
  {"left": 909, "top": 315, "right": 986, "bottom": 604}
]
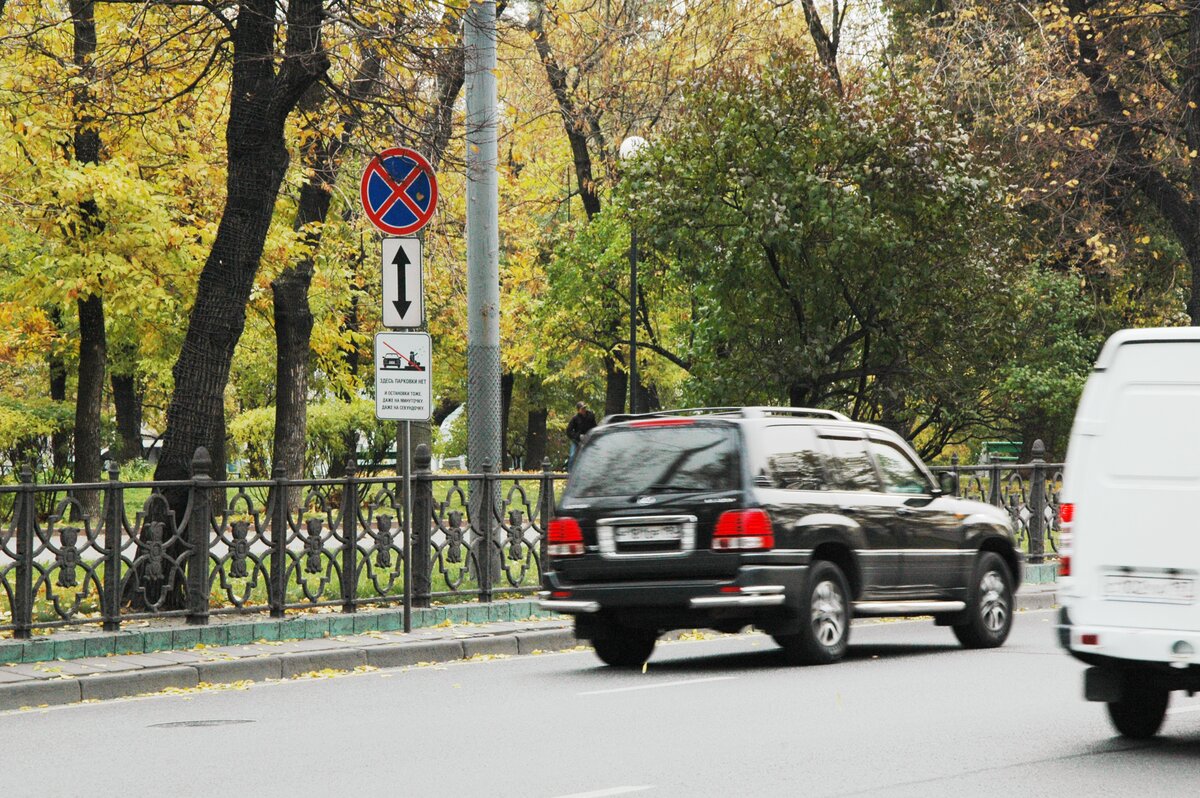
[{"left": 620, "top": 135, "right": 648, "bottom": 415}]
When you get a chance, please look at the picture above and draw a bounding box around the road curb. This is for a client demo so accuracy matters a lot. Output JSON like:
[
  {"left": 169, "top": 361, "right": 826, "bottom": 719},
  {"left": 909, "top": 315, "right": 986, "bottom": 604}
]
[
  {"left": 0, "top": 586, "right": 1059, "bottom": 713},
  {"left": 0, "top": 679, "right": 82, "bottom": 710},
  {"left": 0, "top": 623, "right": 581, "bottom": 713},
  {"left": 78, "top": 666, "right": 199, "bottom": 703}
]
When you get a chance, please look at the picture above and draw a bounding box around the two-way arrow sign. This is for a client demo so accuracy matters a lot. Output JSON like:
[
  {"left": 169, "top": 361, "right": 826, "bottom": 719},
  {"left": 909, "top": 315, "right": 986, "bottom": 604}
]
[{"left": 381, "top": 238, "right": 424, "bottom": 328}]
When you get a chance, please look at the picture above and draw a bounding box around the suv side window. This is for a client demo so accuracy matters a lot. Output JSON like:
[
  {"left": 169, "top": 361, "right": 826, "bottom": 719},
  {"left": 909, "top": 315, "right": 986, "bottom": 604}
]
[
  {"left": 868, "top": 438, "right": 931, "bottom": 495},
  {"left": 761, "top": 425, "right": 827, "bottom": 490},
  {"left": 823, "top": 435, "right": 881, "bottom": 492}
]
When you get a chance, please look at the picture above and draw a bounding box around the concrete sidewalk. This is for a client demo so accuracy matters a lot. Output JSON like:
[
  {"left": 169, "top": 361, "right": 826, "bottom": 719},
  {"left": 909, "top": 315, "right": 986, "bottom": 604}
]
[{"left": 0, "top": 584, "right": 1058, "bottom": 712}]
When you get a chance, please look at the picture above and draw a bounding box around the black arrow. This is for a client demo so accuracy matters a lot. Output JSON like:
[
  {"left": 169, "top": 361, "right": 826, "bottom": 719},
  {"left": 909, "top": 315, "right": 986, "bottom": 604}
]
[{"left": 390, "top": 243, "right": 412, "bottom": 319}]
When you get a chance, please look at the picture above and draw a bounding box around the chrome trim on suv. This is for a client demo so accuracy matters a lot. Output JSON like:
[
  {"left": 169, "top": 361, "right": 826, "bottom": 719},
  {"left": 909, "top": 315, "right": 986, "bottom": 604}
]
[
  {"left": 596, "top": 515, "right": 698, "bottom": 558},
  {"left": 854, "top": 600, "right": 966, "bottom": 615},
  {"left": 689, "top": 585, "right": 788, "bottom": 608},
  {"left": 538, "top": 599, "right": 601, "bottom": 613}
]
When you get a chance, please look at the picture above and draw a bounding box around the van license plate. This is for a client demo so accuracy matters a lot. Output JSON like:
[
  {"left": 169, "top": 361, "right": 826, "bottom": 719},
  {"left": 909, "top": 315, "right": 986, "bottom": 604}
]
[
  {"left": 1103, "top": 575, "right": 1195, "bottom": 604},
  {"left": 615, "top": 525, "right": 680, "bottom": 543}
]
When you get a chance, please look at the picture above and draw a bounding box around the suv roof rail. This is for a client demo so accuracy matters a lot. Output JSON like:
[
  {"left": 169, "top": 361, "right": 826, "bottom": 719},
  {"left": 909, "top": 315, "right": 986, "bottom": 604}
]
[
  {"left": 600, "top": 407, "right": 745, "bottom": 425},
  {"left": 743, "top": 406, "right": 852, "bottom": 422},
  {"left": 600, "top": 406, "right": 850, "bottom": 425}
]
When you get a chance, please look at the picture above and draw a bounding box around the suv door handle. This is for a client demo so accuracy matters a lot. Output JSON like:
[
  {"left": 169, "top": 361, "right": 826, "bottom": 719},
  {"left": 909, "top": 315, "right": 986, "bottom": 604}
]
[{"left": 896, "top": 507, "right": 915, "bottom": 517}]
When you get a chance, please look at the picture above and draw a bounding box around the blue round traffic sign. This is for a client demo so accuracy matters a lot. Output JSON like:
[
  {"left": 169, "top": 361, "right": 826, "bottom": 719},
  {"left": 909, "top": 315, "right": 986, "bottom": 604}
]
[{"left": 360, "top": 147, "right": 438, "bottom": 236}]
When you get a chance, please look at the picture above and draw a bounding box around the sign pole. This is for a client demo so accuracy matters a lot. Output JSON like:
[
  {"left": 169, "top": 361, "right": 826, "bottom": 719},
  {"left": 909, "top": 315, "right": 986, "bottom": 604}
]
[
  {"left": 401, "top": 419, "right": 412, "bottom": 632},
  {"left": 361, "top": 146, "right": 437, "bottom": 631}
]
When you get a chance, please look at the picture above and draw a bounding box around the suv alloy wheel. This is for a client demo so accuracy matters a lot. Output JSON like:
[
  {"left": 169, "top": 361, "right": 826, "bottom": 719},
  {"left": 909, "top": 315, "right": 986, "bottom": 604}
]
[
  {"left": 952, "top": 552, "right": 1013, "bottom": 648},
  {"left": 776, "top": 560, "right": 851, "bottom": 665}
]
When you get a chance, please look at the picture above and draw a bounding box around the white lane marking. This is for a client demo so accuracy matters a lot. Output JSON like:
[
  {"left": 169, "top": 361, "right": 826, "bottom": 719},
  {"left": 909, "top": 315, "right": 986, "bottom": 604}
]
[
  {"left": 550, "top": 787, "right": 653, "bottom": 798},
  {"left": 578, "top": 675, "right": 735, "bottom": 696},
  {"left": 1167, "top": 704, "right": 1200, "bottom": 715}
]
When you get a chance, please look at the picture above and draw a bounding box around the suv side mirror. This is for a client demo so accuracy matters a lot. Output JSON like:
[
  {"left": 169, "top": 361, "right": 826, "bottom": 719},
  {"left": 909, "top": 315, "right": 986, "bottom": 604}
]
[{"left": 936, "top": 472, "right": 956, "bottom": 496}]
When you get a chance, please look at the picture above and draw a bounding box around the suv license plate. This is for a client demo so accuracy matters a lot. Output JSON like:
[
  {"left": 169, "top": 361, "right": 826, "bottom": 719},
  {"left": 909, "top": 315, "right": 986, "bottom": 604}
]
[
  {"left": 1103, "top": 575, "right": 1195, "bottom": 604},
  {"left": 615, "top": 525, "right": 680, "bottom": 543}
]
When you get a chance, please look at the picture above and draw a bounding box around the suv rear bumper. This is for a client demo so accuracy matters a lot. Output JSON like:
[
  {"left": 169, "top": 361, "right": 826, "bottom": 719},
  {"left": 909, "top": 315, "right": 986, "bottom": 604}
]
[
  {"left": 538, "top": 564, "right": 808, "bottom": 631},
  {"left": 539, "top": 585, "right": 788, "bottom": 614}
]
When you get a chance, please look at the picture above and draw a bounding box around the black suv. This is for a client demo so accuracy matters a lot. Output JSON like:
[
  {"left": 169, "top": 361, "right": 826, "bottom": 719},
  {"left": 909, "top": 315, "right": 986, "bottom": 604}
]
[{"left": 539, "top": 407, "right": 1021, "bottom": 667}]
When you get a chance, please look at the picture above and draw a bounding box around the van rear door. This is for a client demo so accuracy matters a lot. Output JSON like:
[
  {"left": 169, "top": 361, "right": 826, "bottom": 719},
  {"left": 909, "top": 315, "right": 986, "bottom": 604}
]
[{"left": 1070, "top": 336, "right": 1200, "bottom": 631}]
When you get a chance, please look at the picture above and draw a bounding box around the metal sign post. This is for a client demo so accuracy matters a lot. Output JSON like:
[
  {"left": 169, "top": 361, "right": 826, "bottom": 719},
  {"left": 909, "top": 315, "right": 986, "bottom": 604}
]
[
  {"left": 374, "top": 330, "right": 432, "bottom": 633},
  {"left": 363, "top": 147, "right": 437, "bottom": 634}
]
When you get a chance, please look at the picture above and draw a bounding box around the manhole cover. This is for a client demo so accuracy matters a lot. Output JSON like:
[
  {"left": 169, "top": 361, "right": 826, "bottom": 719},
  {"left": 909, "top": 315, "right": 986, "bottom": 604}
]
[{"left": 149, "top": 720, "right": 255, "bottom": 729}]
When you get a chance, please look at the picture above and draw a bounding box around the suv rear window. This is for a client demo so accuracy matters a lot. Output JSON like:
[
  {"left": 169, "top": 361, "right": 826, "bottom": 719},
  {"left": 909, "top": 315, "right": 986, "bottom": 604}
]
[{"left": 568, "top": 424, "right": 741, "bottom": 498}]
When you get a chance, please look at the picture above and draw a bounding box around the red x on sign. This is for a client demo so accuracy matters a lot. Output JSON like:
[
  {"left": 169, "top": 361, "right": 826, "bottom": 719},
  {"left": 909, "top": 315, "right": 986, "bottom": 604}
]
[{"left": 360, "top": 147, "right": 438, "bottom": 236}]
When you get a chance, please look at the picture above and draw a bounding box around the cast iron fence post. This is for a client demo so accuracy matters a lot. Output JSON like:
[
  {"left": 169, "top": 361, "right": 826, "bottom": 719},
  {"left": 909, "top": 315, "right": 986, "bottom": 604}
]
[
  {"left": 480, "top": 459, "right": 495, "bottom": 603},
  {"left": 988, "top": 461, "right": 1001, "bottom": 507},
  {"left": 411, "top": 444, "right": 432, "bottom": 611},
  {"left": 101, "top": 462, "right": 123, "bottom": 632},
  {"left": 13, "top": 463, "right": 35, "bottom": 640},
  {"left": 341, "top": 455, "right": 358, "bottom": 613},
  {"left": 1029, "top": 439, "right": 1046, "bottom": 564},
  {"left": 186, "top": 447, "right": 212, "bottom": 626},
  {"left": 949, "top": 454, "right": 960, "bottom": 497},
  {"left": 269, "top": 464, "right": 287, "bottom": 618},
  {"left": 539, "top": 458, "right": 554, "bottom": 578}
]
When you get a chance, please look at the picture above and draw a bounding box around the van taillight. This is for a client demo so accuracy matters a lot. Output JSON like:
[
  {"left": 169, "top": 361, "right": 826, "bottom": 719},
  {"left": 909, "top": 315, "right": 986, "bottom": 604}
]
[
  {"left": 547, "top": 518, "right": 585, "bottom": 557},
  {"left": 1058, "top": 502, "right": 1074, "bottom": 577},
  {"left": 712, "top": 509, "right": 774, "bottom": 551}
]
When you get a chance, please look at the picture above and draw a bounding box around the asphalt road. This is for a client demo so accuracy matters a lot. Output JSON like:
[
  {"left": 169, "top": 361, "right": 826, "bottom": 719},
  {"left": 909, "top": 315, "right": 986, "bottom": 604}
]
[{"left": 6, "top": 608, "right": 1200, "bottom": 797}]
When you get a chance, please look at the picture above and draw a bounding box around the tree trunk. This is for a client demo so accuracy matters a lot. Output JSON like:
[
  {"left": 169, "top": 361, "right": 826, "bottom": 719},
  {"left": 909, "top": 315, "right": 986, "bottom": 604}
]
[
  {"left": 500, "top": 371, "right": 514, "bottom": 469},
  {"left": 70, "top": 0, "right": 104, "bottom": 521},
  {"left": 524, "top": 407, "right": 547, "bottom": 470},
  {"left": 604, "top": 352, "right": 628, "bottom": 417},
  {"left": 328, "top": 283, "right": 361, "bottom": 480},
  {"left": 271, "top": 54, "right": 379, "bottom": 492},
  {"left": 1067, "top": 0, "right": 1200, "bottom": 323},
  {"left": 156, "top": 0, "right": 327, "bottom": 488},
  {"left": 799, "top": 0, "right": 844, "bottom": 96},
  {"left": 111, "top": 372, "right": 142, "bottom": 463},
  {"left": 636, "top": 381, "right": 659, "bottom": 413},
  {"left": 48, "top": 308, "right": 70, "bottom": 474},
  {"left": 271, "top": 267, "right": 312, "bottom": 482},
  {"left": 73, "top": 294, "right": 105, "bottom": 502},
  {"left": 150, "top": 0, "right": 327, "bottom": 608}
]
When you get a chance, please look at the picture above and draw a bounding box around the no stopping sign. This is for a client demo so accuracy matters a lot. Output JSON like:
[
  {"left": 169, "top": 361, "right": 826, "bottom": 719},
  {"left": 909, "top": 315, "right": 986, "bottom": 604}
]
[{"left": 360, "top": 147, "right": 438, "bottom": 236}]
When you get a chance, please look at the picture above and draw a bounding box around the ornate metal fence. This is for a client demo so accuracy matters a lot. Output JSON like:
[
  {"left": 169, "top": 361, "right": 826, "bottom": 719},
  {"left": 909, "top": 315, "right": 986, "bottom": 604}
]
[
  {"left": 0, "top": 445, "right": 563, "bottom": 639},
  {"left": 1, "top": 437, "right": 1064, "bottom": 637},
  {"left": 930, "top": 439, "right": 1064, "bottom": 564}
]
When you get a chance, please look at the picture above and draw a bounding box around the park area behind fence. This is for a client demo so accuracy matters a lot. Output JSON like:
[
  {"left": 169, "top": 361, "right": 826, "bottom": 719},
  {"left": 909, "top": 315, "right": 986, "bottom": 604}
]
[{"left": 1, "top": 442, "right": 1062, "bottom": 638}]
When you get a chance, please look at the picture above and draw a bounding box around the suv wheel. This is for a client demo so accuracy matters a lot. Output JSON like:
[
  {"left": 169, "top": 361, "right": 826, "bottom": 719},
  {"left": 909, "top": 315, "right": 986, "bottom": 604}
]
[
  {"left": 1108, "top": 672, "right": 1170, "bottom": 739},
  {"left": 776, "top": 560, "right": 851, "bottom": 665},
  {"left": 953, "top": 552, "right": 1013, "bottom": 649},
  {"left": 591, "top": 622, "right": 657, "bottom": 668}
]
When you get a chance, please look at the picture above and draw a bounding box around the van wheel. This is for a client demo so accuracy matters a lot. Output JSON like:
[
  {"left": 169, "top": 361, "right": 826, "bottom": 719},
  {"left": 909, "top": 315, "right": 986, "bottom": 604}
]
[
  {"left": 953, "top": 552, "right": 1013, "bottom": 649},
  {"left": 776, "top": 560, "right": 851, "bottom": 665},
  {"left": 591, "top": 622, "right": 657, "bottom": 668},
  {"left": 1108, "top": 675, "right": 1170, "bottom": 739}
]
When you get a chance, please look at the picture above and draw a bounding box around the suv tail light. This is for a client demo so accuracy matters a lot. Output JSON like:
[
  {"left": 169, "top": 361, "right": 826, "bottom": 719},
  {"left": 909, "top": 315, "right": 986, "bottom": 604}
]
[
  {"left": 547, "top": 517, "right": 585, "bottom": 557},
  {"left": 712, "top": 509, "right": 774, "bottom": 551},
  {"left": 1058, "top": 502, "right": 1074, "bottom": 577}
]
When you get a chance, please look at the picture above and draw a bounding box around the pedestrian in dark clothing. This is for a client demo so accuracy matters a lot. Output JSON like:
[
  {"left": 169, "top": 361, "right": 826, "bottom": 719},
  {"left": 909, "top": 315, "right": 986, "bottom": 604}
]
[{"left": 566, "top": 401, "right": 597, "bottom": 470}]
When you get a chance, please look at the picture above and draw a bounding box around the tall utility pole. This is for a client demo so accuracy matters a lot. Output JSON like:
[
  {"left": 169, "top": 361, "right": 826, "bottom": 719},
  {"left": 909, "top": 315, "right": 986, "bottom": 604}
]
[{"left": 465, "top": 0, "right": 501, "bottom": 475}]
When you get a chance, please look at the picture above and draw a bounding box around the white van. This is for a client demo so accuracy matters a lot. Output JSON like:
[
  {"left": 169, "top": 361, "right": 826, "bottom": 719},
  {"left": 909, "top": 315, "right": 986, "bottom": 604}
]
[{"left": 1059, "top": 327, "right": 1200, "bottom": 738}]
